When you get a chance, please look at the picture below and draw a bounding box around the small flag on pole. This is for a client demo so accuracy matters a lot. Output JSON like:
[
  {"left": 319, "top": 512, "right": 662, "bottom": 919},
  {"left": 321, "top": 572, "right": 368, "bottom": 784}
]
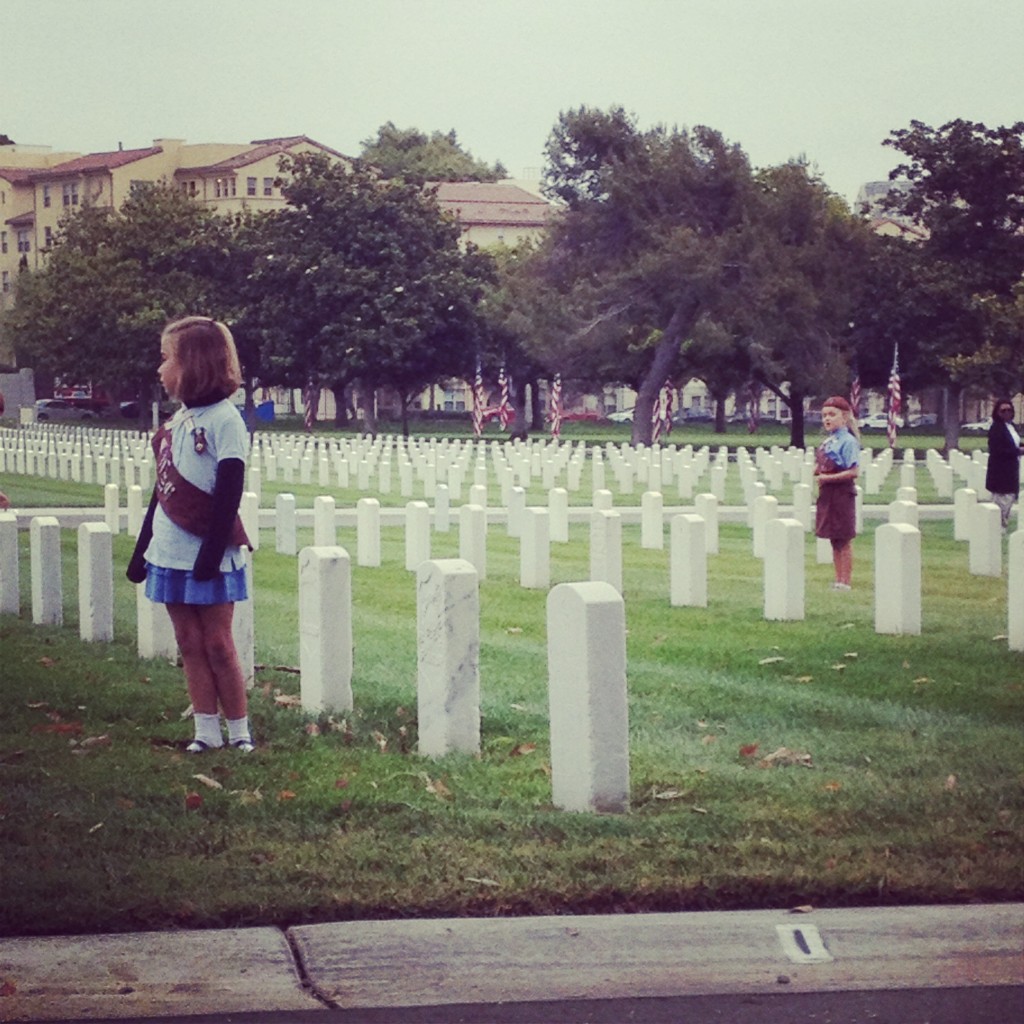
[
  {"left": 887, "top": 345, "right": 901, "bottom": 449},
  {"left": 471, "top": 360, "right": 485, "bottom": 437},
  {"left": 303, "top": 380, "right": 316, "bottom": 433},
  {"left": 497, "top": 366, "right": 514, "bottom": 430},
  {"left": 548, "top": 374, "right": 563, "bottom": 438},
  {"left": 651, "top": 379, "right": 673, "bottom": 442}
]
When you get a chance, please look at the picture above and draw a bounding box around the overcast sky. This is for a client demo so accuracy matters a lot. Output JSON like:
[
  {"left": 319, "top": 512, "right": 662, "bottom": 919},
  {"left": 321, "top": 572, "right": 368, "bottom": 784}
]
[{"left": 4, "top": 0, "right": 1022, "bottom": 205}]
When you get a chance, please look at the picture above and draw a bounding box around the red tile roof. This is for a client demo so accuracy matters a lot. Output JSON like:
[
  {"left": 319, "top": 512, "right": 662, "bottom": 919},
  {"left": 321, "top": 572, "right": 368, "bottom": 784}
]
[
  {"left": 177, "top": 136, "right": 351, "bottom": 176},
  {"left": 431, "top": 182, "right": 551, "bottom": 228},
  {"left": 0, "top": 167, "right": 38, "bottom": 185},
  {"left": 30, "top": 147, "right": 163, "bottom": 181}
]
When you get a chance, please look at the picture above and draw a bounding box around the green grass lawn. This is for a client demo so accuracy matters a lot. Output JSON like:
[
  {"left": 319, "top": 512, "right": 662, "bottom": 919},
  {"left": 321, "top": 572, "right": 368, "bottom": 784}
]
[{"left": 1, "top": 491, "right": 1021, "bottom": 936}]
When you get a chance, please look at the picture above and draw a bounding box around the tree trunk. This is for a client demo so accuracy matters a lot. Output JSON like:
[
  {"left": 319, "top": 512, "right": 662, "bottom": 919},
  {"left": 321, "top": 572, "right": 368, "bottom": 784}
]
[
  {"left": 508, "top": 376, "right": 529, "bottom": 440},
  {"left": 942, "top": 384, "right": 962, "bottom": 454},
  {"left": 360, "top": 382, "right": 378, "bottom": 438},
  {"left": 529, "top": 377, "right": 544, "bottom": 431},
  {"left": 712, "top": 388, "right": 728, "bottom": 434},
  {"left": 331, "top": 383, "right": 348, "bottom": 427},
  {"left": 788, "top": 388, "right": 806, "bottom": 449},
  {"left": 632, "top": 300, "right": 700, "bottom": 446}
]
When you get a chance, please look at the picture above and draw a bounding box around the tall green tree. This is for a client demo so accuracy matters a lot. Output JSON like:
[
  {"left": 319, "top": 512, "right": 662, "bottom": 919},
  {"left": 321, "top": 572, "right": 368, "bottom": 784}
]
[
  {"left": 4, "top": 185, "right": 236, "bottom": 410},
  {"left": 250, "top": 153, "right": 492, "bottom": 435},
  {"left": 359, "top": 122, "right": 507, "bottom": 183},
  {"left": 875, "top": 119, "right": 1024, "bottom": 447},
  {"left": 540, "top": 106, "right": 756, "bottom": 445}
]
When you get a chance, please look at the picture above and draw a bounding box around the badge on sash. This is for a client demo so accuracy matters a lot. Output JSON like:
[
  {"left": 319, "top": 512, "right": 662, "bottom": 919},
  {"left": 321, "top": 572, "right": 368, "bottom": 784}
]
[{"left": 193, "top": 427, "right": 207, "bottom": 454}]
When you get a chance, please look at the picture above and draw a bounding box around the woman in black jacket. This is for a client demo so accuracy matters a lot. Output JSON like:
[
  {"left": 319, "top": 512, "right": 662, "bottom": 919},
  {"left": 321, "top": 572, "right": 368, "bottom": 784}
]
[{"left": 985, "top": 398, "right": 1024, "bottom": 529}]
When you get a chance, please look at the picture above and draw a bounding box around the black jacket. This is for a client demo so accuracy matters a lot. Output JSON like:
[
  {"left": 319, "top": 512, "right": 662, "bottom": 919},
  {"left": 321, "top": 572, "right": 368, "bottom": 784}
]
[{"left": 986, "top": 418, "right": 1022, "bottom": 495}]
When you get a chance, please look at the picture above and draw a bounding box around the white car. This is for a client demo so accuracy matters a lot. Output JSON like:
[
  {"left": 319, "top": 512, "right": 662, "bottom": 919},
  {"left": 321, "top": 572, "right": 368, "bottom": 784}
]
[
  {"left": 34, "top": 399, "right": 98, "bottom": 422},
  {"left": 607, "top": 409, "right": 634, "bottom": 423},
  {"left": 960, "top": 419, "right": 991, "bottom": 432},
  {"left": 861, "top": 412, "right": 903, "bottom": 430}
]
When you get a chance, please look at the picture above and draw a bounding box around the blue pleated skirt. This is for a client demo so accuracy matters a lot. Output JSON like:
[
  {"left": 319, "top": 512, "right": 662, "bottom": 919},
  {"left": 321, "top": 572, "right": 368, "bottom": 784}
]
[{"left": 144, "top": 563, "right": 248, "bottom": 605}]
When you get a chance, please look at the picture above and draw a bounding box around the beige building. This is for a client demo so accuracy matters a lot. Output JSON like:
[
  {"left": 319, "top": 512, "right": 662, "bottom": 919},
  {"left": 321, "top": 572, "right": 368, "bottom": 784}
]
[
  {"left": 431, "top": 180, "right": 552, "bottom": 248},
  {"left": 0, "top": 135, "right": 350, "bottom": 318}
]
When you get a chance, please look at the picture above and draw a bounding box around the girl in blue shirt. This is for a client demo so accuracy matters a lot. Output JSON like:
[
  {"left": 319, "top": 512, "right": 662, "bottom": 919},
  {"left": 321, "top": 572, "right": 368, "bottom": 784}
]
[{"left": 814, "top": 395, "right": 860, "bottom": 590}]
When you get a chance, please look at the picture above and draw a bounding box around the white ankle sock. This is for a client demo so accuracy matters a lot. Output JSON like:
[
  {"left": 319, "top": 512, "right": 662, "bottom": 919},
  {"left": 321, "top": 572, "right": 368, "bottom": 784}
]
[
  {"left": 226, "top": 716, "right": 251, "bottom": 744},
  {"left": 193, "top": 712, "right": 224, "bottom": 748}
]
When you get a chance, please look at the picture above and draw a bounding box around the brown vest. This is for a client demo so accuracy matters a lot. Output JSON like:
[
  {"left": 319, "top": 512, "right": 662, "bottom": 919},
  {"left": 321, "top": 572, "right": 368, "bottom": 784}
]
[{"left": 152, "top": 423, "right": 251, "bottom": 548}]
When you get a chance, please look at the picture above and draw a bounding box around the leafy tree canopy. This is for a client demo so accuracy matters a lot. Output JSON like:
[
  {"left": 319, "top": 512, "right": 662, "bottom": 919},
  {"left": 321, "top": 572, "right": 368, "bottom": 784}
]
[
  {"left": 871, "top": 119, "right": 1024, "bottom": 442},
  {"left": 359, "top": 122, "right": 507, "bottom": 183},
  {"left": 250, "top": 152, "right": 493, "bottom": 434},
  {"left": 4, "top": 185, "right": 238, "bottom": 404}
]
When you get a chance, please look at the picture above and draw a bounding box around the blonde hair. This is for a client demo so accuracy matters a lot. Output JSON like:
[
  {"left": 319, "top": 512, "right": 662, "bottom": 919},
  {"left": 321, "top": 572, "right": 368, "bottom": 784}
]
[
  {"left": 821, "top": 400, "right": 861, "bottom": 440},
  {"left": 161, "top": 317, "right": 241, "bottom": 404}
]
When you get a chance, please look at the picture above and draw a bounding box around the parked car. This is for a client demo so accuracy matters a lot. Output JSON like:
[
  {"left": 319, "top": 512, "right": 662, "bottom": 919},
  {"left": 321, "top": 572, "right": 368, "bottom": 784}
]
[
  {"left": 960, "top": 419, "right": 991, "bottom": 432},
  {"left": 607, "top": 409, "right": 634, "bottom": 423},
  {"left": 861, "top": 412, "right": 904, "bottom": 430},
  {"left": 910, "top": 413, "right": 938, "bottom": 427},
  {"left": 34, "top": 398, "right": 98, "bottom": 421}
]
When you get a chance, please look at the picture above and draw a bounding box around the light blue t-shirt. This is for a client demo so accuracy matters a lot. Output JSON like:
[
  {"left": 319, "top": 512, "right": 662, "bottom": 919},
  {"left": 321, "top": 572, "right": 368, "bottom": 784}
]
[
  {"left": 145, "top": 399, "right": 249, "bottom": 571},
  {"left": 820, "top": 426, "right": 859, "bottom": 470}
]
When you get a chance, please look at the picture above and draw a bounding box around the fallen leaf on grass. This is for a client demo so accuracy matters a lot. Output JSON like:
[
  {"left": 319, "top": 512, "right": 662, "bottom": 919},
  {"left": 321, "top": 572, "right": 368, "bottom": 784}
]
[
  {"left": 701, "top": 734, "right": 717, "bottom": 746},
  {"left": 843, "top": 652, "right": 859, "bottom": 660},
  {"left": 913, "top": 676, "right": 931, "bottom": 685},
  {"left": 305, "top": 723, "right": 321, "bottom": 736},
  {"left": 273, "top": 692, "right": 303, "bottom": 708},
  {"left": 232, "top": 788, "right": 263, "bottom": 805},
  {"left": 790, "top": 904, "right": 814, "bottom": 914},
  {"left": 192, "top": 774, "right": 223, "bottom": 790},
  {"left": 509, "top": 702, "right": 526, "bottom": 712},
  {"left": 831, "top": 663, "right": 847, "bottom": 671},
  {"left": 944, "top": 774, "right": 958, "bottom": 791},
  {"left": 509, "top": 743, "right": 537, "bottom": 757},
  {"left": 991, "top": 634, "right": 1008, "bottom": 642},
  {"left": 277, "top": 790, "right": 297, "bottom": 801},
  {"left": 88, "top": 822, "right": 104, "bottom": 834},
  {"left": 823, "top": 781, "right": 842, "bottom": 792},
  {"left": 691, "top": 806, "right": 708, "bottom": 814},
  {"left": 759, "top": 747, "right": 813, "bottom": 768},
  {"left": 78, "top": 735, "right": 112, "bottom": 750},
  {"left": 506, "top": 627, "right": 523, "bottom": 635},
  {"left": 739, "top": 743, "right": 760, "bottom": 758},
  {"left": 184, "top": 792, "right": 203, "bottom": 810},
  {"left": 653, "top": 788, "right": 687, "bottom": 801},
  {"left": 335, "top": 778, "right": 350, "bottom": 789},
  {"left": 465, "top": 876, "right": 501, "bottom": 887},
  {"left": 38, "top": 657, "right": 56, "bottom": 668},
  {"left": 759, "top": 656, "right": 785, "bottom": 665},
  {"left": 794, "top": 676, "right": 814, "bottom": 684},
  {"left": 25, "top": 701, "right": 47, "bottom": 709},
  {"left": 31, "top": 722, "right": 82, "bottom": 735},
  {"left": 371, "top": 730, "right": 388, "bottom": 753}
]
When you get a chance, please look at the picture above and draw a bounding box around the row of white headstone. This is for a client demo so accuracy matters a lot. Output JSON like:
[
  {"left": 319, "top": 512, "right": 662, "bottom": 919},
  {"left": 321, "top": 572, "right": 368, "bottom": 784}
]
[{"left": 2, "top": 422, "right": 995, "bottom": 507}]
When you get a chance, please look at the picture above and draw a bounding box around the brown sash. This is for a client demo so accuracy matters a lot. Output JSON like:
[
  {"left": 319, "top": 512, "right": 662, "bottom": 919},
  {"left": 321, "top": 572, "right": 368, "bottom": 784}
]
[{"left": 152, "top": 424, "right": 251, "bottom": 548}]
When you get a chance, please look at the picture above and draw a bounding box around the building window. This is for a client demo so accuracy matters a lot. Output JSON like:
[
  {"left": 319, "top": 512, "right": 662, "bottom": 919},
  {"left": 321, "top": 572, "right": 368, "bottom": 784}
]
[
  {"left": 62, "top": 182, "right": 79, "bottom": 207},
  {"left": 43, "top": 185, "right": 51, "bottom": 208},
  {"left": 215, "top": 177, "right": 236, "bottom": 199},
  {"left": 0, "top": 231, "right": 6, "bottom": 254},
  {"left": 263, "top": 177, "right": 274, "bottom": 197},
  {"left": 181, "top": 180, "right": 197, "bottom": 197},
  {"left": 2, "top": 271, "right": 9, "bottom": 293},
  {"left": 247, "top": 177, "right": 257, "bottom": 196},
  {"left": 44, "top": 226, "right": 54, "bottom": 247},
  {"left": 16, "top": 230, "right": 31, "bottom": 253}
]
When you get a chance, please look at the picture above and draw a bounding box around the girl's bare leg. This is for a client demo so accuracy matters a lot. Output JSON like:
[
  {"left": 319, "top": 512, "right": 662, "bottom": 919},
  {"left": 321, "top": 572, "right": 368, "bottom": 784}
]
[{"left": 166, "top": 603, "right": 246, "bottom": 719}]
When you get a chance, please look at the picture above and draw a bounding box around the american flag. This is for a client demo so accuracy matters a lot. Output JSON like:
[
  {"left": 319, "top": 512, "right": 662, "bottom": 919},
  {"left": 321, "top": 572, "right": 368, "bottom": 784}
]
[
  {"left": 548, "top": 374, "right": 563, "bottom": 438},
  {"left": 497, "top": 366, "right": 514, "bottom": 430},
  {"left": 849, "top": 371, "right": 862, "bottom": 421},
  {"left": 303, "top": 380, "right": 317, "bottom": 432},
  {"left": 651, "top": 379, "right": 673, "bottom": 442},
  {"left": 471, "top": 361, "right": 485, "bottom": 437},
  {"left": 887, "top": 345, "right": 901, "bottom": 449}
]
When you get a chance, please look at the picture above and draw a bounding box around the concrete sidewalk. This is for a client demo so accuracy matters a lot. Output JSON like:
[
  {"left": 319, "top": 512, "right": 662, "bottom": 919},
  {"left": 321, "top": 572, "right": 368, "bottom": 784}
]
[{"left": 1, "top": 904, "right": 1021, "bottom": 1022}]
